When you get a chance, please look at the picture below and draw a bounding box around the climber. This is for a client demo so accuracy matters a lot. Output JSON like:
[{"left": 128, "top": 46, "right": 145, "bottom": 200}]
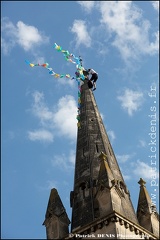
[{"left": 87, "top": 68, "right": 98, "bottom": 91}]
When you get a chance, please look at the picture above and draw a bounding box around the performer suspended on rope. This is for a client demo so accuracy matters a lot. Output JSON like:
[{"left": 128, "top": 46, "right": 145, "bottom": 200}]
[{"left": 87, "top": 68, "right": 98, "bottom": 91}]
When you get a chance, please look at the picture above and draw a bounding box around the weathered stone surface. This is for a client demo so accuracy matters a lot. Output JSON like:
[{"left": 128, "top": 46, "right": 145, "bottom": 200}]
[
  {"left": 71, "top": 80, "right": 138, "bottom": 231},
  {"left": 43, "top": 188, "right": 70, "bottom": 239},
  {"left": 43, "top": 80, "right": 159, "bottom": 240}
]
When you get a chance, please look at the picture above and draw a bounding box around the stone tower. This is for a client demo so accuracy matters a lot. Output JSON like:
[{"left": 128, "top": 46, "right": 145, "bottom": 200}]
[{"left": 43, "top": 80, "right": 159, "bottom": 239}]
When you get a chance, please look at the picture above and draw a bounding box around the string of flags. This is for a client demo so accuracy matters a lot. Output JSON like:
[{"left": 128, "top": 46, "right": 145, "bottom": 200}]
[
  {"left": 54, "top": 43, "right": 85, "bottom": 81},
  {"left": 76, "top": 79, "right": 83, "bottom": 128},
  {"left": 54, "top": 43, "right": 82, "bottom": 66},
  {"left": 25, "top": 43, "right": 87, "bottom": 128},
  {"left": 25, "top": 60, "right": 72, "bottom": 79},
  {"left": 53, "top": 43, "right": 86, "bottom": 129}
]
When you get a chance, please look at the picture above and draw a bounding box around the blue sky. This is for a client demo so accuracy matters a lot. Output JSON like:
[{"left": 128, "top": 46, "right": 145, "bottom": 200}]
[{"left": 1, "top": 1, "right": 159, "bottom": 239}]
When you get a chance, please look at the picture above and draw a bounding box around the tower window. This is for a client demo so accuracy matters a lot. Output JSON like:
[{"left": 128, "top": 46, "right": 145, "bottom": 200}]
[
  {"left": 79, "top": 182, "right": 87, "bottom": 199},
  {"left": 96, "top": 144, "right": 99, "bottom": 153},
  {"left": 80, "top": 182, "right": 86, "bottom": 190}
]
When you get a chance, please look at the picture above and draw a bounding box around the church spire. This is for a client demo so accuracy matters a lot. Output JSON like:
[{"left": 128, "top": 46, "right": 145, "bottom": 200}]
[
  {"left": 43, "top": 80, "right": 159, "bottom": 240},
  {"left": 43, "top": 188, "right": 70, "bottom": 239},
  {"left": 70, "top": 80, "right": 138, "bottom": 232},
  {"left": 137, "top": 178, "right": 159, "bottom": 238}
]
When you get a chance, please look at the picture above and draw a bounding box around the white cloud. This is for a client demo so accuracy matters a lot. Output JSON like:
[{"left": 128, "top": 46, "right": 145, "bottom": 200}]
[
  {"left": 133, "top": 160, "right": 159, "bottom": 180},
  {"left": 57, "top": 77, "right": 76, "bottom": 87},
  {"left": 151, "top": 1, "right": 159, "bottom": 12},
  {"left": 51, "top": 150, "right": 75, "bottom": 172},
  {"left": 107, "top": 130, "right": 116, "bottom": 143},
  {"left": 117, "top": 88, "right": 144, "bottom": 116},
  {"left": 138, "top": 140, "right": 146, "bottom": 148},
  {"left": 31, "top": 91, "right": 53, "bottom": 125},
  {"left": 33, "top": 56, "right": 46, "bottom": 65},
  {"left": 70, "top": 19, "right": 91, "bottom": 47},
  {"left": 77, "top": 1, "right": 95, "bottom": 13},
  {"left": 1, "top": 37, "right": 14, "bottom": 55},
  {"left": 96, "top": 1, "right": 159, "bottom": 61},
  {"left": 100, "top": 112, "right": 104, "bottom": 120},
  {"left": 45, "top": 180, "right": 58, "bottom": 190},
  {"left": 35, "top": 180, "right": 58, "bottom": 191},
  {"left": 53, "top": 95, "right": 78, "bottom": 139},
  {"left": 16, "top": 21, "right": 48, "bottom": 51},
  {"left": 1, "top": 17, "right": 49, "bottom": 54},
  {"left": 123, "top": 174, "right": 131, "bottom": 181},
  {"left": 28, "top": 129, "right": 54, "bottom": 142},
  {"left": 68, "top": 149, "right": 76, "bottom": 165},
  {"left": 28, "top": 91, "right": 77, "bottom": 141},
  {"left": 116, "top": 154, "right": 132, "bottom": 163}
]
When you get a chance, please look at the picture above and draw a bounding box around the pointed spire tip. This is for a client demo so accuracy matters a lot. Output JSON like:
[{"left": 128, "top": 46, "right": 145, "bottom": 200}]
[{"left": 138, "top": 178, "right": 146, "bottom": 186}]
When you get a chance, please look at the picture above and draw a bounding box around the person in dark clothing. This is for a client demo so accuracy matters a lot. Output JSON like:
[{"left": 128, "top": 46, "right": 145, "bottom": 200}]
[
  {"left": 87, "top": 68, "right": 98, "bottom": 91},
  {"left": 87, "top": 79, "right": 93, "bottom": 89}
]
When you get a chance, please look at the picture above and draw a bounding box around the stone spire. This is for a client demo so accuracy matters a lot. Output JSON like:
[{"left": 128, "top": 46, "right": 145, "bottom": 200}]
[
  {"left": 43, "top": 79, "right": 159, "bottom": 240},
  {"left": 43, "top": 188, "right": 70, "bottom": 239},
  {"left": 70, "top": 80, "right": 138, "bottom": 233},
  {"left": 137, "top": 178, "right": 159, "bottom": 238}
]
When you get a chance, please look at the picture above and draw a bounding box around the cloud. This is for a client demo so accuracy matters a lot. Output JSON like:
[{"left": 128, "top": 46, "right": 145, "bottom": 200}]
[
  {"left": 118, "top": 163, "right": 132, "bottom": 181},
  {"left": 138, "top": 140, "right": 147, "bottom": 148},
  {"left": 57, "top": 77, "right": 76, "bottom": 87},
  {"left": 70, "top": 19, "right": 91, "bottom": 47},
  {"left": 53, "top": 95, "right": 78, "bottom": 139},
  {"left": 96, "top": 1, "right": 159, "bottom": 61},
  {"left": 28, "top": 91, "right": 77, "bottom": 142},
  {"left": 132, "top": 160, "right": 159, "bottom": 180},
  {"left": 27, "top": 129, "right": 54, "bottom": 142},
  {"left": 116, "top": 154, "right": 132, "bottom": 163},
  {"left": 1, "top": 17, "right": 49, "bottom": 54},
  {"left": 107, "top": 130, "right": 116, "bottom": 143},
  {"left": 68, "top": 149, "right": 76, "bottom": 166},
  {"left": 117, "top": 88, "right": 144, "bottom": 116},
  {"left": 123, "top": 174, "right": 131, "bottom": 181},
  {"left": 117, "top": 154, "right": 158, "bottom": 182},
  {"left": 100, "top": 112, "right": 104, "bottom": 120},
  {"left": 77, "top": 1, "right": 95, "bottom": 13},
  {"left": 31, "top": 91, "right": 54, "bottom": 126},
  {"left": 151, "top": 1, "right": 159, "bottom": 12},
  {"left": 51, "top": 150, "right": 75, "bottom": 172},
  {"left": 35, "top": 180, "right": 58, "bottom": 191}
]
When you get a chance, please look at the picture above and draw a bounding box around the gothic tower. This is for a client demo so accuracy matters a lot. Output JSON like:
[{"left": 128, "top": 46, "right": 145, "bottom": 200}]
[{"left": 43, "top": 79, "right": 159, "bottom": 239}]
